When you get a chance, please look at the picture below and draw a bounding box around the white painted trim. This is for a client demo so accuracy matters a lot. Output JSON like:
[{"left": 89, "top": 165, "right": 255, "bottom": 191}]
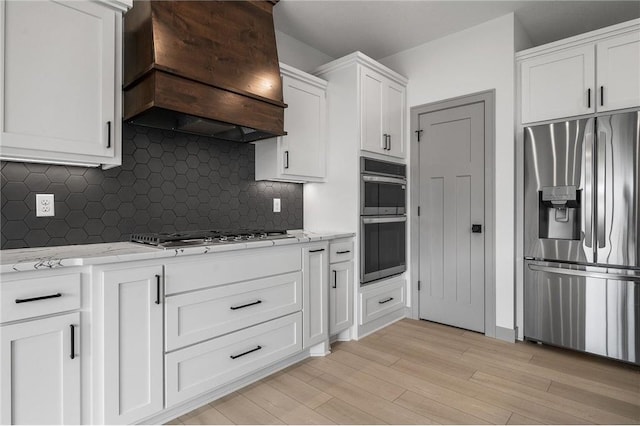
[
  {"left": 280, "top": 63, "right": 328, "bottom": 90},
  {"left": 516, "top": 18, "right": 640, "bottom": 60},
  {"left": 495, "top": 326, "right": 516, "bottom": 343},
  {"left": 96, "top": 0, "right": 133, "bottom": 13},
  {"left": 409, "top": 90, "right": 497, "bottom": 338},
  {"left": 314, "top": 51, "right": 408, "bottom": 85}
]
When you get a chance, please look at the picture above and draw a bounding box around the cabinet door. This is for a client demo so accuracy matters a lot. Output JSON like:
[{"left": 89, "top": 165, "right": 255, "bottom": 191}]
[
  {"left": 597, "top": 31, "right": 640, "bottom": 112},
  {"left": 102, "top": 266, "right": 163, "bottom": 424},
  {"left": 521, "top": 44, "right": 595, "bottom": 123},
  {"left": 302, "top": 244, "right": 329, "bottom": 348},
  {"left": 0, "top": 312, "right": 80, "bottom": 425},
  {"left": 280, "top": 74, "right": 326, "bottom": 179},
  {"left": 0, "top": 0, "right": 117, "bottom": 164},
  {"left": 329, "top": 261, "right": 354, "bottom": 335},
  {"left": 384, "top": 81, "right": 406, "bottom": 158},
  {"left": 360, "top": 67, "right": 385, "bottom": 154}
]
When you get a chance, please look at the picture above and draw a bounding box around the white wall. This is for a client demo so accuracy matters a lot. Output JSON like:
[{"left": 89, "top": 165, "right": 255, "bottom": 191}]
[
  {"left": 275, "top": 30, "right": 334, "bottom": 72},
  {"left": 380, "top": 13, "right": 517, "bottom": 333}
]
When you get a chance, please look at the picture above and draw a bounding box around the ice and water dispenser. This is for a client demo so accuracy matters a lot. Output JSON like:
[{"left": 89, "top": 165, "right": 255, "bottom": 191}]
[{"left": 538, "top": 185, "right": 581, "bottom": 240}]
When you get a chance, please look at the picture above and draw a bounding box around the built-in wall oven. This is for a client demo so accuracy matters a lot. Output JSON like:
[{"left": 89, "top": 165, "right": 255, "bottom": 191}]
[{"left": 360, "top": 157, "right": 407, "bottom": 284}]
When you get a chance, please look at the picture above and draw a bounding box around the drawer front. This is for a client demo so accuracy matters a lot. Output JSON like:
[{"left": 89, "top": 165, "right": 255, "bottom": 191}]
[
  {"left": 1, "top": 274, "right": 81, "bottom": 323},
  {"left": 330, "top": 239, "right": 354, "bottom": 263},
  {"left": 165, "top": 312, "right": 302, "bottom": 407},
  {"left": 165, "top": 272, "right": 302, "bottom": 351},
  {"left": 360, "top": 279, "right": 405, "bottom": 325},
  {"left": 165, "top": 246, "right": 301, "bottom": 295}
]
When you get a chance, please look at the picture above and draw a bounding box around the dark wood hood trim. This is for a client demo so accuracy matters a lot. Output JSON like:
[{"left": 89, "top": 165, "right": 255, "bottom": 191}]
[{"left": 124, "top": 71, "right": 286, "bottom": 137}]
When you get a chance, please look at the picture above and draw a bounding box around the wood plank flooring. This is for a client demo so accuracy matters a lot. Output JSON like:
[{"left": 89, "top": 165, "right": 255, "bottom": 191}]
[{"left": 168, "top": 319, "right": 640, "bottom": 425}]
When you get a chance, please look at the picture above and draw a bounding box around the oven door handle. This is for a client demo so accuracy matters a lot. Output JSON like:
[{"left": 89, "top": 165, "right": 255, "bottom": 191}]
[
  {"left": 362, "top": 216, "right": 407, "bottom": 224},
  {"left": 362, "top": 175, "right": 407, "bottom": 185}
]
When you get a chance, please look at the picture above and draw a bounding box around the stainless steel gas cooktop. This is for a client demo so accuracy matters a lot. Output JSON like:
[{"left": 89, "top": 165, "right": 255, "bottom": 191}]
[{"left": 130, "top": 229, "right": 294, "bottom": 249}]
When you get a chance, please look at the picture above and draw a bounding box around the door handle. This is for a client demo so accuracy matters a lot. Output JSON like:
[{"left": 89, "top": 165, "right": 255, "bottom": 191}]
[
  {"left": 332, "top": 270, "right": 337, "bottom": 288},
  {"left": 583, "top": 128, "right": 594, "bottom": 248},
  {"left": 70, "top": 324, "right": 76, "bottom": 360},
  {"left": 155, "top": 274, "right": 161, "bottom": 305},
  {"left": 587, "top": 88, "right": 591, "bottom": 109},
  {"left": 528, "top": 264, "right": 640, "bottom": 282},
  {"left": 471, "top": 224, "right": 482, "bottom": 233},
  {"left": 600, "top": 86, "right": 604, "bottom": 107},
  {"left": 230, "top": 345, "right": 262, "bottom": 360},
  {"left": 284, "top": 150, "right": 289, "bottom": 169},
  {"left": 230, "top": 300, "right": 262, "bottom": 310},
  {"left": 596, "top": 131, "right": 606, "bottom": 249},
  {"left": 15, "top": 293, "right": 62, "bottom": 303},
  {"left": 107, "top": 121, "right": 112, "bottom": 148}
]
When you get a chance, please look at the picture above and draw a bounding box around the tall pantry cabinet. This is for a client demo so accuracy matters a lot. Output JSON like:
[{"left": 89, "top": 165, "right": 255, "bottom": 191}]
[{"left": 305, "top": 52, "right": 408, "bottom": 338}]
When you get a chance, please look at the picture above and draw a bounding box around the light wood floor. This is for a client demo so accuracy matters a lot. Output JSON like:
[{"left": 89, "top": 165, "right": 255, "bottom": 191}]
[{"left": 169, "top": 319, "right": 640, "bottom": 425}]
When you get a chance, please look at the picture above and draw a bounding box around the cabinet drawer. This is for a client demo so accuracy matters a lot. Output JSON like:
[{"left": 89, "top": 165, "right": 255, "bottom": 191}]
[
  {"left": 165, "top": 272, "right": 302, "bottom": 351},
  {"left": 330, "top": 239, "right": 354, "bottom": 263},
  {"left": 165, "top": 246, "right": 301, "bottom": 295},
  {"left": 1, "top": 274, "right": 81, "bottom": 323},
  {"left": 360, "top": 279, "right": 405, "bottom": 325},
  {"left": 165, "top": 312, "right": 302, "bottom": 407}
]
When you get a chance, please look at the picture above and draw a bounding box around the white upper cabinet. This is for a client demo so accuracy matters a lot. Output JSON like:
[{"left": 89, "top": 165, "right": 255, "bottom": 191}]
[
  {"left": 596, "top": 31, "right": 640, "bottom": 112},
  {"left": 360, "top": 67, "right": 406, "bottom": 158},
  {"left": 0, "top": 0, "right": 130, "bottom": 167},
  {"left": 519, "top": 19, "right": 640, "bottom": 124},
  {"left": 521, "top": 45, "right": 595, "bottom": 123},
  {"left": 254, "top": 63, "right": 327, "bottom": 182}
]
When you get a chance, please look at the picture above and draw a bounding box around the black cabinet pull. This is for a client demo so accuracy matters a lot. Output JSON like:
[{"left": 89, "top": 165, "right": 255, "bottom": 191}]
[
  {"left": 107, "top": 121, "right": 112, "bottom": 148},
  {"left": 284, "top": 150, "right": 289, "bottom": 169},
  {"left": 230, "top": 300, "right": 262, "bottom": 310},
  {"left": 378, "top": 297, "right": 394, "bottom": 304},
  {"left": 600, "top": 86, "right": 604, "bottom": 106},
  {"left": 155, "top": 275, "right": 161, "bottom": 305},
  {"left": 388, "top": 135, "right": 391, "bottom": 151},
  {"left": 332, "top": 270, "right": 337, "bottom": 288},
  {"left": 70, "top": 324, "right": 76, "bottom": 360},
  {"left": 230, "top": 345, "right": 262, "bottom": 360},
  {"left": 587, "top": 88, "right": 591, "bottom": 108},
  {"left": 472, "top": 224, "right": 482, "bottom": 233},
  {"left": 15, "top": 293, "right": 61, "bottom": 304},
  {"left": 309, "top": 248, "right": 325, "bottom": 253},
  {"left": 336, "top": 250, "right": 351, "bottom": 254}
]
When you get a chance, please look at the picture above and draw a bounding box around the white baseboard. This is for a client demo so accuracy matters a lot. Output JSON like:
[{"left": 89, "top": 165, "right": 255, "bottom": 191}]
[{"left": 495, "top": 325, "right": 516, "bottom": 343}]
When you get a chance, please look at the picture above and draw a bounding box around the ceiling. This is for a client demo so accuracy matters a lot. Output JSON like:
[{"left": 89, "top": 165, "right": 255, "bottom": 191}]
[{"left": 273, "top": 1, "right": 640, "bottom": 60}]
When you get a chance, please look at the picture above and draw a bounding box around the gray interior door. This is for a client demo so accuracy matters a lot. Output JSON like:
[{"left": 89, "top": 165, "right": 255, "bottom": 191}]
[{"left": 418, "top": 102, "right": 485, "bottom": 332}]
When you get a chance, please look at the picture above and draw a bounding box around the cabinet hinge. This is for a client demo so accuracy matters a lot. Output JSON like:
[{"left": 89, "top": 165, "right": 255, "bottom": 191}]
[
  {"left": 418, "top": 281, "right": 421, "bottom": 291},
  {"left": 415, "top": 129, "right": 423, "bottom": 142}
]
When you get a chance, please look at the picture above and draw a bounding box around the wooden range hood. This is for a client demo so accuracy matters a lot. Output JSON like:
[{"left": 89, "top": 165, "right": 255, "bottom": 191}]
[{"left": 123, "top": 0, "right": 286, "bottom": 142}]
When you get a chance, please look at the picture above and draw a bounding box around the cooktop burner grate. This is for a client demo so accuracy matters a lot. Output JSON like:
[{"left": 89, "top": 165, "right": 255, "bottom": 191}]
[{"left": 130, "top": 229, "right": 293, "bottom": 247}]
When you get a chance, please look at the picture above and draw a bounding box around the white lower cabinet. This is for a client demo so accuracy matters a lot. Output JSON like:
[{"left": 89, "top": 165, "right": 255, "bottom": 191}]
[
  {"left": 302, "top": 243, "right": 329, "bottom": 348},
  {"left": 0, "top": 312, "right": 81, "bottom": 425},
  {"left": 165, "top": 312, "right": 302, "bottom": 407},
  {"left": 360, "top": 278, "right": 406, "bottom": 325},
  {"left": 329, "top": 261, "right": 354, "bottom": 335},
  {"left": 165, "top": 271, "right": 302, "bottom": 351},
  {"left": 101, "top": 265, "right": 164, "bottom": 424}
]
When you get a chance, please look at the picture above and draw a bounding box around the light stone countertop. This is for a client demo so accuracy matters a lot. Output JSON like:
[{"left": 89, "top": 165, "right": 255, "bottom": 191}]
[{"left": 0, "top": 231, "right": 355, "bottom": 274}]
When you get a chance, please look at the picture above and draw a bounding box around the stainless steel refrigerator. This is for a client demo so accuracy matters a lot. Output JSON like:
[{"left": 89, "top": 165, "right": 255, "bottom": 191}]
[{"left": 523, "top": 111, "right": 639, "bottom": 365}]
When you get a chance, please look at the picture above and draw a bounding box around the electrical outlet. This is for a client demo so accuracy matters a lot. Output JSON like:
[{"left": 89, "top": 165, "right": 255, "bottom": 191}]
[
  {"left": 273, "top": 198, "right": 281, "bottom": 213},
  {"left": 36, "top": 194, "right": 55, "bottom": 217}
]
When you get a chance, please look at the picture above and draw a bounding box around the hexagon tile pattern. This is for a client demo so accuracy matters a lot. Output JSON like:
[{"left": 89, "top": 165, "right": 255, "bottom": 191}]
[{"left": 0, "top": 124, "right": 303, "bottom": 249}]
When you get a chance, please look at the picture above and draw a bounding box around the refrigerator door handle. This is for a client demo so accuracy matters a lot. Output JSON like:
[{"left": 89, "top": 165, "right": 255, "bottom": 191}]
[
  {"left": 528, "top": 263, "right": 640, "bottom": 282},
  {"left": 584, "top": 130, "right": 594, "bottom": 248},
  {"left": 597, "top": 131, "right": 607, "bottom": 249}
]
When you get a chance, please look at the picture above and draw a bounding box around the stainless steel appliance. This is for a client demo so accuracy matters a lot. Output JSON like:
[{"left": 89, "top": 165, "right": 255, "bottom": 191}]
[
  {"left": 360, "top": 157, "right": 407, "bottom": 284},
  {"left": 361, "top": 157, "right": 407, "bottom": 215},
  {"left": 130, "top": 229, "right": 295, "bottom": 249},
  {"left": 523, "top": 111, "right": 640, "bottom": 364}
]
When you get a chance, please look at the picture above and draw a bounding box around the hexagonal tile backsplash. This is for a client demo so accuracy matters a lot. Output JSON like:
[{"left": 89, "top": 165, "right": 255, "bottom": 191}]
[{"left": 0, "top": 124, "right": 303, "bottom": 249}]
